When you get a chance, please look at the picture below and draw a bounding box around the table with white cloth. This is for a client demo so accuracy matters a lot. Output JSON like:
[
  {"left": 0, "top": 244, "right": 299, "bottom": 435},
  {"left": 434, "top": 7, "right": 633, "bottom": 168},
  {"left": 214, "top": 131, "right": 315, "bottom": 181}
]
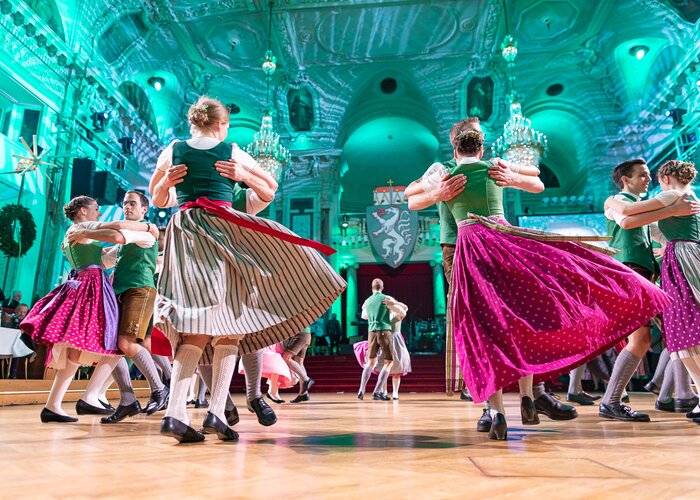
[{"left": 0, "top": 327, "right": 36, "bottom": 377}]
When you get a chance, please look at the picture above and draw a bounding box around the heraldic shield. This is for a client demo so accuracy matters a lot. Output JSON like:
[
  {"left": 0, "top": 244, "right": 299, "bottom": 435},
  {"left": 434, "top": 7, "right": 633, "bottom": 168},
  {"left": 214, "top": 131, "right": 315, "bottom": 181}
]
[{"left": 366, "top": 204, "right": 418, "bottom": 268}]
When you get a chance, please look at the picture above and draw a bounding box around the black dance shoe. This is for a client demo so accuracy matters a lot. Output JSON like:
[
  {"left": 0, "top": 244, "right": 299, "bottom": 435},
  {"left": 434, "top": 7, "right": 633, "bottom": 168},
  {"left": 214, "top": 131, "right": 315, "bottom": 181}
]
[
  {"left": 145, "top": 386, "right": 170, "bottom": 415},
  {"left": 40, "top": 408, "right": 78, "bottom": 423},
  {"left": 621, "top": 394, "right": 630, "bottom": 403},
  {"left": 99, "top": 400, "right": 116, "bottom": 412},
  {"left": 357, "top": 392, "right": 364, "bottom": 400},
  {"left": 520, "top": 396, "right": 540, "bottom": 425},
  {"left": 476, "top": 408, "right": 492, "bottom": 432},
  {"left": 372, "top": 392, "right": 390, "bottom": 401},
  {"left": 460, "top": 389, "right": 473, "bottom": 401},
  {"left": 581, "top": 391, "right": 601, "bottom": 401},
  {"left": 488, "top": 413, "right": 508, "bottom": 440},
  {"left": 686, "top": 409, "right": 700, "bottom": 419},
  {"left": 567, "top": 392, "right": 595, "bottom": 406},
  {"left": 193, "top": 399, "right": 209, "bottom": 409},
  {"left": 290, "top": 393, "right": 310, "bottom": 403},
  {"left": 247, "top": 397, "right": 277, "bottom": 426},
  {"left": 202, "top": 412, "right": 239, "bottom": 441},
  {"left": 265, "top": 392, "right": 285, "bottom": 404},
  {"left": 599, "top": 402, "right": 650, "bottom": 422},
  {"left": 675, "top": 397, "right": 699, "bottom": 413},
  {"left": 644, "top": 381, "right": 660, "bottom": 395},
  {"left": 302, "top": 378, "right": 315, "bottom": 393},
  {"left": 161, "top": 416, "right": 205, "bottom": 444},
  {"left": 76, "top": 399, "right": 114, "bottom": 415},
  {"left": 100, "top": 401, "right": 142, "bottom": 424},
  {"left": 693, "top": 417, "right": 700, "bottom": 425},
  {"left": 225, "top": 406, "right": 240, "bottom": 426},
  {"left": 655, "top": 399, "right": 675, "bottom": 412},
  {"left": 534, "top": 392, "right": 578, "bottom": 420}
]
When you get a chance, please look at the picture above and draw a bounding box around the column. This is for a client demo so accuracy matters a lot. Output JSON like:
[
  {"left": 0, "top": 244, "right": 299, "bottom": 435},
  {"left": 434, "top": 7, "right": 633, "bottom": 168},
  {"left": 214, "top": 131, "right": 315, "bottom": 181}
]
[
  {"left": 432, "top": 261, "right": 446, "bottom": 316},
  {"left": 345, "top": 264, "right": 358, "bottom": 339}
]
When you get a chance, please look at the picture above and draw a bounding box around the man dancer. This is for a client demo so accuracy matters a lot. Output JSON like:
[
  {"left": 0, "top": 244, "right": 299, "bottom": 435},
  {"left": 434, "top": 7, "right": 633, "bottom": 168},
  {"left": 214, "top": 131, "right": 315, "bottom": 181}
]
[
  {"left": 357, "top": 279, "right": 394, "bottom": 401},
  {"left": 71, "top": 190, "right": 169, "bottom": 422},
  {"left": 406, "top": 117, "right": 578, "bottom": 430},
  {"left": 283, "top": 328, "right": 315, "bottom": 403},
  {"left": 600, "top": 159, "right": 698, "bottom": 421}
]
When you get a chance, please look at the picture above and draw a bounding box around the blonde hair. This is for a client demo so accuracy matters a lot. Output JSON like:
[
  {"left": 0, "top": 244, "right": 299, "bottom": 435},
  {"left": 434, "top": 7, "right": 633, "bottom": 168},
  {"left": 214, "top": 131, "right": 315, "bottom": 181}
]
[
  {"left": 187, "top": 96, "right": 229, "bottom": 131},
  {"left": 658, "top": 160, "right": 697, "bottom": 185},
  {"left": 371, "top": 278, "right": 384, "bottom": 291}
]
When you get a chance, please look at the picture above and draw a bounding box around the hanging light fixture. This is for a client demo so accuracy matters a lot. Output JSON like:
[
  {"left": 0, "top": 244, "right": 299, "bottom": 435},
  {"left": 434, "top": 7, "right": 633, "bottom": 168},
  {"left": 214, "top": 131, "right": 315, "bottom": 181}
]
[
  {"left": 244, "top": 0, "right": 290, "bottom": 181},
  {"left": 493, "top": 10, "right": 547, "bottom": 170}
]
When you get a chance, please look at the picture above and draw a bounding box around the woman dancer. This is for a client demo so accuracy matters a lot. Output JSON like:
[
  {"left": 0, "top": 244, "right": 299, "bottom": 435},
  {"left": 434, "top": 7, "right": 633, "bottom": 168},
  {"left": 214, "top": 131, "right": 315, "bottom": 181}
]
[
  {"left": 21, "top": 196, "right": 157, "bottom": 422},
  {"left": 605, "top": 160, "right": 700, "bottom": 422},
  {"left": 150, "top": 96, "right": 345, "bottom": 443},
  {"left": 354, "top": 299, "right": 411, "bottom": 400},
  {"left": 239, "top": 343, "right": 295, "bottom": 403},
  {"left": 411, "top": 129, "right": 670, "bottom": 439}
]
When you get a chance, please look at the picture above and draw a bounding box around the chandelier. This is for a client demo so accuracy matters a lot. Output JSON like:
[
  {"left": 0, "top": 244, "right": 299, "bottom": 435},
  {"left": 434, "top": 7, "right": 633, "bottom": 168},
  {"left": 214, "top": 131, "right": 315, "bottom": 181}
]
[
  {"left": 493, "top": 34, "right": 547, "bottom": 169},
  {"left": 244, "top": 1, "right": 289, "bottom": 180}
]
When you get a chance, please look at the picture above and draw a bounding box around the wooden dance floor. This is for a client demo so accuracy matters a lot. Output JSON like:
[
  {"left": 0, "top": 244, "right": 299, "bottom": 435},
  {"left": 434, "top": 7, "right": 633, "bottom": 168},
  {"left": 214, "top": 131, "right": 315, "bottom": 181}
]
[{"left": 1, "top": 392, "right": 699, "bottom": 498}]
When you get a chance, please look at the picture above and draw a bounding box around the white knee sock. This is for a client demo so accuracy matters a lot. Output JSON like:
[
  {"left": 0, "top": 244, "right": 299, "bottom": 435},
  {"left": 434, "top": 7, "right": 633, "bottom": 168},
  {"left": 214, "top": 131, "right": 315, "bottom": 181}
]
[
  {"left": 392, "top": 376, "right": 401, "bottom": 399},
  {"left": 568, "top": 365, "right": 585, "bottom": 395},
  {"left": 165, "top": 344, "right": 203, "bottom": 426},
  {"left": 210, "top": 344, "right": 239, "bottom": 423},
  {"left": 45, "top": 359, "right": 80, "bottom": 416},
  {"left": 82, "top": 357, "right": 120, "bottom": 407},
  {"left": 488, "top": 390, "right": 505, "bottom": 417},
  {"left": 518, "top": 374, "right": 534, "bottom": 399}
]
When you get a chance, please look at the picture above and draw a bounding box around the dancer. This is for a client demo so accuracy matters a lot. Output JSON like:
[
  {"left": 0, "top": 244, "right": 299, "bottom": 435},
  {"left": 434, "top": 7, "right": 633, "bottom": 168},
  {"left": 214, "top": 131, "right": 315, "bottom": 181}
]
[
  {"left": 566, "top": 364, "right": 601, "bottom": 405},
  {"left": 604, "top": 160, "right": 700, "bottom": 423},
  {"left": 282, "top": 328, "right": 315, "bottom": 403},
  {"left": 150, "top": 96, "right": 345, "bottom": 443},
  {"left": 20, "top": 196, "right": 156, "bottom": 422},
  {"left": 600, "top": 158, "right": 699, "bottom": 421},
  {"left": 357, "top": 279, "right": 395, "bottom": 401},
  {"left": 239, "top": 344, "right": 295, "bottom": 404},
  {"left": 69, "top": 190, "right": 169, "bottom": 423},
  {"left": 412, "top": 129, "right": 670, "bottom": 439}
]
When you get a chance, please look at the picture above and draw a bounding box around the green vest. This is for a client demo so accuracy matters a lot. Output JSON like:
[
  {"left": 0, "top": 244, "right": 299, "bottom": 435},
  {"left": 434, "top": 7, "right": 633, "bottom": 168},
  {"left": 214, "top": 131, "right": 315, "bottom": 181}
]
[
  {"left": 364, "top": 292, "right": 392, "bottom": 332},
  {"left": 63, "top": 238, "right": 102, "bottom": 269},
  {"left": 445, "top": 159, "right": 503, "bottom": 222},
  {"left": 606, "top": 192, "right": 657, "bottom": 273},
  {"left": 112, "top": 219, "right": 159, "bottom": 295},
  {"left": 658, "top": 193, "right": 700, "bottom": 242},
  {"left": 172, "top": 141, "right": 239, "bottom": 204},
  {"left": 231, "top": 184, "right": 247, "bottom": 212},
  {"left": 437, "top": 159, "right": 458, "bottom": 245}
]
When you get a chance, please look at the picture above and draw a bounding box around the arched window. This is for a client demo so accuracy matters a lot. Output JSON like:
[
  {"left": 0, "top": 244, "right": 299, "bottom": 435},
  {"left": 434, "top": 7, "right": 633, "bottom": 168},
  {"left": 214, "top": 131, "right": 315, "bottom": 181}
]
[{"left": 118, "top": 81, "right": 158, "bottom": 134}]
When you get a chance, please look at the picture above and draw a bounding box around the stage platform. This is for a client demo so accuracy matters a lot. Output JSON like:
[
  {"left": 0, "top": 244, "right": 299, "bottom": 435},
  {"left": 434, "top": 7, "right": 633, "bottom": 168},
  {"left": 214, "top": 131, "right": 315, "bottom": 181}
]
[{"left": 1, "top": 392, "right": 699, "bottom": 497}]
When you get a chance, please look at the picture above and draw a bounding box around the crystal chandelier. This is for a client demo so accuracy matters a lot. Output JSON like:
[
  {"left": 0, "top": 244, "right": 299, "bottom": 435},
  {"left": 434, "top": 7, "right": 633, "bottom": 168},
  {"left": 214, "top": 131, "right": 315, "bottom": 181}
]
[
  {"left": 493, "top": 35, "right": 547, "bottom": 169},
  {"left": 244, "top": 1, "right": 289, "bottom": 180}
]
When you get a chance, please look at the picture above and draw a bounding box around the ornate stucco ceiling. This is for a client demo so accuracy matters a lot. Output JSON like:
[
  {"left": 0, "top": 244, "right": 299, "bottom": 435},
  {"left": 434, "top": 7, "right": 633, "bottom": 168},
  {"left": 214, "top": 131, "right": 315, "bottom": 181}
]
[{"left": 25, "top": 0, "right": 700, "bottom": 209}]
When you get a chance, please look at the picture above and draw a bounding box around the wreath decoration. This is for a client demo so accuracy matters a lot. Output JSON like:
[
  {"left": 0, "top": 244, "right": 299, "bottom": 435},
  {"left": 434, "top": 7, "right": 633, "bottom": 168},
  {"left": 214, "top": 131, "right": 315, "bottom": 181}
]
[{"left": 0, "top": 204, "right": 37, "bottom": 257}]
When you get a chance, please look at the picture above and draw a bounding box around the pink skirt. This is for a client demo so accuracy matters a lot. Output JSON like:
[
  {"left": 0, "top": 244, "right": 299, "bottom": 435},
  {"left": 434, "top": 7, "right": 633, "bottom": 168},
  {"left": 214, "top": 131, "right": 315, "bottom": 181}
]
[
  {"left": 239, "top": 344, "right": 296, "bottom": 388},
  {"left": 451, "top": 219, "right": 671, "bottom": 403},
  {"left": 21, "top": 267, "right": 119, "bottom": 367}
]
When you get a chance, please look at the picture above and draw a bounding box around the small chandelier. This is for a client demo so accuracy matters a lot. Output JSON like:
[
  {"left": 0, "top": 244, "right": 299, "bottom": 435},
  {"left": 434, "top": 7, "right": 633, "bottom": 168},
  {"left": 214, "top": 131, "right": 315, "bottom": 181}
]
[
  {"left": 493, "top": 34, "right": 547, "bottom": 169},
  {"left": 244, "top": 1, "right": 289, "bottom": 180}
]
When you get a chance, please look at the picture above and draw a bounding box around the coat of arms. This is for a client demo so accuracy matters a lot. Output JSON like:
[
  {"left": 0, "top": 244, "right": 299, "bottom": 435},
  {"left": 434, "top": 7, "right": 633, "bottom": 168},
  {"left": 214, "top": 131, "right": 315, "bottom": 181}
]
[{"left": 366, "top": 203, "right": 418, "bottom": 268}]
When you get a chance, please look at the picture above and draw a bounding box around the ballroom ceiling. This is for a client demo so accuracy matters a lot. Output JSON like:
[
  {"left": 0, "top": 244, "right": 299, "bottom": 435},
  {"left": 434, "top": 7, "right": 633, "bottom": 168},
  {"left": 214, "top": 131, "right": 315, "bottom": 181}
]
[{"left": 20, "top": 0, "right": 700, "bottom": 209}]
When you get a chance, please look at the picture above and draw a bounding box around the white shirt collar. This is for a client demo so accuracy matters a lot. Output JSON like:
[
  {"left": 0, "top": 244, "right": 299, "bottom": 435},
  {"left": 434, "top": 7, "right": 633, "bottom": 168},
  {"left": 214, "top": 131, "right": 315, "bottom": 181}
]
[
  {"left": 621, "top": 189, "right": 641, "bottom": 201},
  {"left": 457, "top": 156, "right": 480, "bottom": 165}
]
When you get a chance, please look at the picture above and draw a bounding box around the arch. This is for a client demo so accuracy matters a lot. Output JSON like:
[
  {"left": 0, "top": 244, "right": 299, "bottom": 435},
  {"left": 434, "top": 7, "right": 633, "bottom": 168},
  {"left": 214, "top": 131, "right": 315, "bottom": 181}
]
[
  {"left": 642, "top": 44, "right": 685, "bottom": 108},
  {"left": 117, "top": 81, "right": 158, "bottom": 134},
  {"left": 25, "top": 0, "right": 65, "bottom": 40}
]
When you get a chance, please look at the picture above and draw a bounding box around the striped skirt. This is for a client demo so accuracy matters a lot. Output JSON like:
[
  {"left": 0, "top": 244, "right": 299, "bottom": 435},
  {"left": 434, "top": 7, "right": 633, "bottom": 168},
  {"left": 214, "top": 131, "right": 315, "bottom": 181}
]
[{"left": 154, "top": 206, "right": 347, "bottom": 355}]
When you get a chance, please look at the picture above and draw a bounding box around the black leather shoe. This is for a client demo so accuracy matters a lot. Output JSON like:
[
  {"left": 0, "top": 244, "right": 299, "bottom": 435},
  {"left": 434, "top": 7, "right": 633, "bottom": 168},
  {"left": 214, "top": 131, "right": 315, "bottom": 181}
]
[
  {"left": 194, "top": 399, "right": 209, "bottom": 409},
  {"left": 644, "top": 381, "right": 660, "bottom": 395},
  {"left": 675, "top": 397, "right": 699, "bottom": 413},
  {"left": 621, "top": 394, "right": 630, "bottom": 403},
  {"left": 581, "top": 391, "right": 601, "bottom": 401},
  {"left": 265, "top": 392, "right": 285, "bottom": 404},
  {"left": 225, "top": 406, "right": 240, "bottom": 426},
  {"left": 247, "top": 397, "right": 277, "bottom": 426},
  {"left": 521, "top": 396, "right": 540, "bottom": 425},
  {"left": 599, "top": 402, "right": 650, "bottom": 422},
  {"left": 145, "top": 386, "right": 170, "bottom": 415},
  {"left": 40, "top": 408, "right": 78, "bottom": 423},
  {"left": 161, "top": 416, "right": 205, "bottom": 443},
  {"left": 567, "top": 392, "right": 595, "bottom": 406},
  {"left": 535, "top": 392, "right": 578, "bottom": 420},
  {"left": 290, "top": 393, "right": 310, "bottom": 403},
  {"left": 460, "top": 389, "right": 473, "bottom": 401},
  {"left": 101, "top": 401, "right": 142, "bottom": 424},
  {"left": 99, "top": 399, "right": 116, "bottom": 412},
  {"left": 372, "top": 392, "right": 390, "bottom": 401},
  {"left": 302, "top": 378, "right": 315, "bottom": 393},
  {"left": 686, "top": 409, "right": 700, "bottom": 419},
  {"left": 76, "top": 399, "right": 114, "bottom": 415},
  {"left": 357, "top": 392, "right": 364, "bottom": 400},
  {"left": 488, "top": 413, "right": 507, "bottom": 440},
  {"left": 655, "top": 399, "right": 675, "bottom": 412},
  {"left": 202, "top": 412, "right": 239, "bottom": 441},
  {"left": 476, "top": 408, "right": 492, "bottom": 432},
  {"left": 693, "top": 417, "right": 700, "bottom": 425}
]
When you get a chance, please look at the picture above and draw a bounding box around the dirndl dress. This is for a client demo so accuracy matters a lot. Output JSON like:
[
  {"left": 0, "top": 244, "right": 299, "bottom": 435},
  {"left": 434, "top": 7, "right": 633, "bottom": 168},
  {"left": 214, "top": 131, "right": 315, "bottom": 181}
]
[
  {"left": 154, "top": 197, "right": 347, "bottom": 354},
  {"left": 238, "top": 344, "right": 297, "bottom": 389},
  {"left": 451, "top": 215, "right": 671, "bottom": 403},
  {"left": 353, "top": 331, "right": 412, "bottom": 376}
]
